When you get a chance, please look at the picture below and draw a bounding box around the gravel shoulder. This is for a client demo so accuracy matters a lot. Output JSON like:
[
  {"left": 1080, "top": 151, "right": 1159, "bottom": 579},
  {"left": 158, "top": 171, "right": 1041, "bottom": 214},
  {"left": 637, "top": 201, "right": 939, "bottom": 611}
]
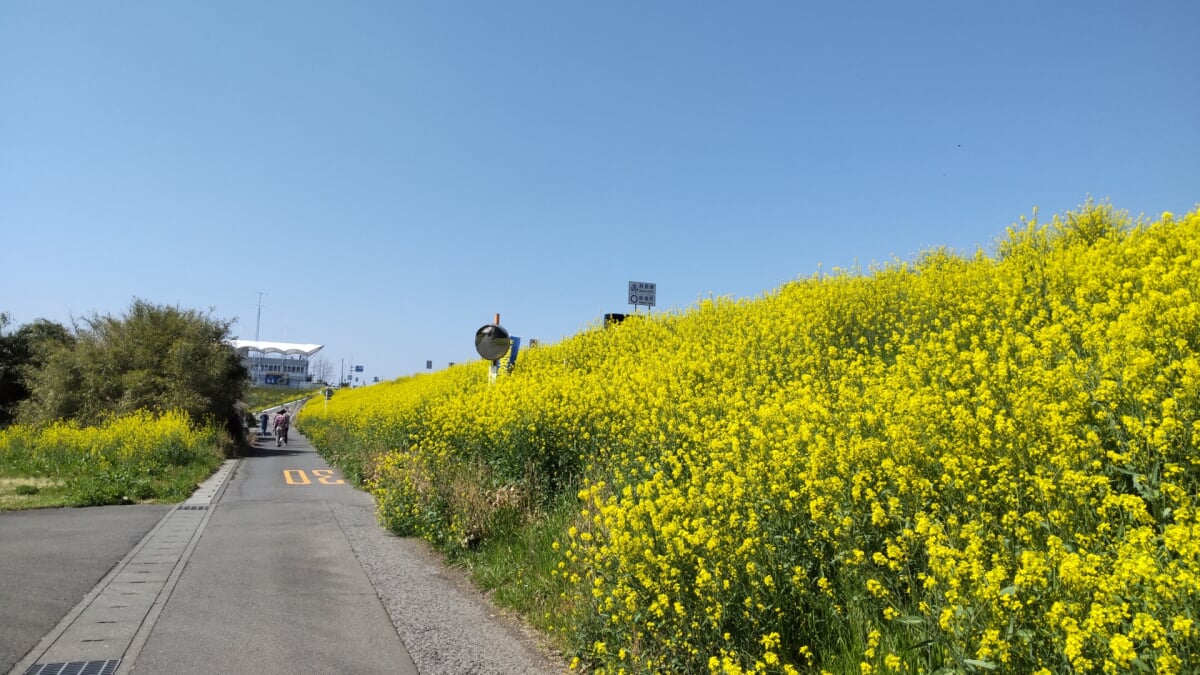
[{"left": 329, "top": 501, "right": 570, "bottom": 675}]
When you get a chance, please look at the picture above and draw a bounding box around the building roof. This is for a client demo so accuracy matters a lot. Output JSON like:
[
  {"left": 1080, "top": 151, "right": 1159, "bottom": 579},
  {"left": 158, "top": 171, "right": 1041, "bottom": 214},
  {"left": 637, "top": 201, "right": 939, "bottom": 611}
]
[{"left": 231, "top": 339, "right": 324, "bottom": 357}]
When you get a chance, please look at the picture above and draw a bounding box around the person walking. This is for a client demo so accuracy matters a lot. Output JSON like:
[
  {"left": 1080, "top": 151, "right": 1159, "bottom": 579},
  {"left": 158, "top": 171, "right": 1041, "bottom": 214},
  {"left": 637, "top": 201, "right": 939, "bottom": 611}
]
[
  {"left": 259, "top": 411, "right": 269, "bottom": 436},
  {"left": 280, "top": 407, "right": 291, "bottom": 444},
  {"left": 273, "top": 408, "right": 288, "bottom": 446}
]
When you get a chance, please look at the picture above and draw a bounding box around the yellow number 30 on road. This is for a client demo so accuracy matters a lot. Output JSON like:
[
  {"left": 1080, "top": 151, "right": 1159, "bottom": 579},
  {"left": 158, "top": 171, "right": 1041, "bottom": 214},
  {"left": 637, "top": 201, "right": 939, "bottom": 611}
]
[{"left": 283, "top": 469, "right": 345, "bottom": 485}]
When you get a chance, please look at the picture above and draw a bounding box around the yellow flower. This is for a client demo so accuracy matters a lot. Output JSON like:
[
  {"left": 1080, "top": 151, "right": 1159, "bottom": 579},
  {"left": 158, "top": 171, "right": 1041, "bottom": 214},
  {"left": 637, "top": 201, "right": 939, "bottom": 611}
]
[
  {"left": 292, "top": 204, "right": 1200, "bottom": 674},
  {"left": 1109, "top": 634, "right": 1136, "bottom": 667}
]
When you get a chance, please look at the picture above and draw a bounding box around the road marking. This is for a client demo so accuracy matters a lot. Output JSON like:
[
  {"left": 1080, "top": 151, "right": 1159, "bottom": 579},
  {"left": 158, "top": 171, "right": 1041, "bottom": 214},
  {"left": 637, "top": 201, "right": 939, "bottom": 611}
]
[
  {"left": 312, "top": 469, "right": 345, "bottom": 485},
  {"left": 283, "top": 469, "right": 344, "bottom": 485}
]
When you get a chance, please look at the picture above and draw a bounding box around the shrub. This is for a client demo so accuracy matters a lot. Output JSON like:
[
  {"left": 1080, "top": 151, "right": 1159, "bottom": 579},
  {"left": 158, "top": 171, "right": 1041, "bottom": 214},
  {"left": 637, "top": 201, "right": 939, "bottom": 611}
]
[{"left": 16, "top": 299, "right": 246, "bottom": 431}]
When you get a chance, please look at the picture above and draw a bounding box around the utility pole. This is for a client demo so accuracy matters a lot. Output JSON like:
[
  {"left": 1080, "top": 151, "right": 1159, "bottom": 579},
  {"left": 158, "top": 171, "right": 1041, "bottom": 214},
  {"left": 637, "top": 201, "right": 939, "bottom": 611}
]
[
  {"left": 253, "top": 292, "right": 266, "bottom": 386},
  {"left": 254, "top": 292, "right": 265, "bottom": 342}
]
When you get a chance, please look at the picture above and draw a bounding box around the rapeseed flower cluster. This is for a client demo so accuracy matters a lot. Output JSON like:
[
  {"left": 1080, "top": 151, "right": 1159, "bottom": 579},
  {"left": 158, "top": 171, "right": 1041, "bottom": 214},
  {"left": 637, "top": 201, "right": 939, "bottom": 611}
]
[
  {"left": 301, "top": 203, "right": 1199, "bottom": 673},
  {"left": 0, "top": 409, "right": 222, "bottom": 503}
]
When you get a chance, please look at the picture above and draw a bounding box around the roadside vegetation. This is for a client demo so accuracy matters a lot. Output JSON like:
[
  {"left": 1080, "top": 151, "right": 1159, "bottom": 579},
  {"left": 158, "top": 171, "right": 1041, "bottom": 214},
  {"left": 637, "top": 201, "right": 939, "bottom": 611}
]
[
  {"left": 0, "top": 300, "right": 246, "bottom": 509},
  {"left": 245, "top": 385, "right": 320, "bottom": 415},
  {"left": 0, "top": 315, "right": 73, "bottom": 428},
  {"left": 0, "top": 410, "right": 226, "bottom": 508},
  {"left": 299, "top": 203, "right": 1200, "bottom": 673}
]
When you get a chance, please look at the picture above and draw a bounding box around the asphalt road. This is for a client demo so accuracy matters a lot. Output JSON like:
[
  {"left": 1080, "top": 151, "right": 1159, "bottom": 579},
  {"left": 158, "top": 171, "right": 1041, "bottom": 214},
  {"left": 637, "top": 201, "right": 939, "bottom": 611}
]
[
  {"left": 129, "top": 435, "right": 419, "bottom": 674},
  {"left": 0, "top": 505, "right": 171, "bottom": 673},
  {"left": 3, "top": 429, "right": 567, "bottom": 675}
]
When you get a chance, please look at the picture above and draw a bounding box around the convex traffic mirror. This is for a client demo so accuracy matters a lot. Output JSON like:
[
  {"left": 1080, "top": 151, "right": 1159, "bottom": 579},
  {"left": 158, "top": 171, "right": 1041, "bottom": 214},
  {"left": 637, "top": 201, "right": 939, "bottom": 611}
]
[{"left": 475, "top": 324, "right": 511, "bottom": 360}]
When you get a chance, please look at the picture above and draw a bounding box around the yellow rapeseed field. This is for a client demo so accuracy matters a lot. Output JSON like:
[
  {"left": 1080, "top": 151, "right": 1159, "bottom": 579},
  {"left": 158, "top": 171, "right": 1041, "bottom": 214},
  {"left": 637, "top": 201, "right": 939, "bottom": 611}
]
[
  {"left": 0, "top": 409, "right": 223, "bottom": 505},
  {"left": 300, "top": 203, "right": 1199, "bottom": 673}
]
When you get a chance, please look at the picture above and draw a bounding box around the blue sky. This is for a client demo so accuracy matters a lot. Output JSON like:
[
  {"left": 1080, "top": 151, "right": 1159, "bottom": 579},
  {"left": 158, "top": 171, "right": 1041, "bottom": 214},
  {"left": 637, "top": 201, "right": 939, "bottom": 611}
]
[{"left": 2, "top": 1, "right": 1197, "bottom": 383}]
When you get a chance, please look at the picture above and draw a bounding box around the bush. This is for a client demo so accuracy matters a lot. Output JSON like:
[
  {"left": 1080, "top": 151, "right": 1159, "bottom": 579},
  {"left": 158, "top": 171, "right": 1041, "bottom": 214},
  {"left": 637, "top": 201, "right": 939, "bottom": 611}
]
[
  {"left": 0, "top": 315, "right": 72, "bottom": 428},
  {"left": 17, "top": 299, "right": 246, "bottom": 431}
]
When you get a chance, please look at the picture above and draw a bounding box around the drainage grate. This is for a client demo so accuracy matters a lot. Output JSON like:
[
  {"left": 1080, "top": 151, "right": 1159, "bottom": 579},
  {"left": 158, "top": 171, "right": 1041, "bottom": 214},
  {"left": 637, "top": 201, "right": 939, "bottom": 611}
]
[
  {"left": 177, "top": 504, "right": 209, "bottom": 511},
  {"left": 25, "top": 660, "right": 120, "bottom": 675}
]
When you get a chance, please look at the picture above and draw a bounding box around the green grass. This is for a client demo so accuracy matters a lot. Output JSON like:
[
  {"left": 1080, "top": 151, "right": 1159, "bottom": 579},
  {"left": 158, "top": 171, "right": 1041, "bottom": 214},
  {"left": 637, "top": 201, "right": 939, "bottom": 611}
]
[
  {"left": 245, "top": 385, "right": 320, "bottom": 413},
  {"left": 0, "top": 476, "right": 70, "bottom": 509},
  {"left": 0, "top": 459, "right": 223, "bottom": 510},
  {"left": 448, "top": 491, "right": 581, "bottom": 649}
]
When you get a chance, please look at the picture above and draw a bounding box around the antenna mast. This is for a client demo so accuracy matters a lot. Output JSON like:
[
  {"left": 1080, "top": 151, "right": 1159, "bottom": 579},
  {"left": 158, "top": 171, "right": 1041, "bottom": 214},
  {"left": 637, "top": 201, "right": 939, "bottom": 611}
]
[
  {"left": 254, "top": 291, "right": 266, "bottom": 342},
  {"left": 253, "top": 292, "right": 267, "bottom": 386}
]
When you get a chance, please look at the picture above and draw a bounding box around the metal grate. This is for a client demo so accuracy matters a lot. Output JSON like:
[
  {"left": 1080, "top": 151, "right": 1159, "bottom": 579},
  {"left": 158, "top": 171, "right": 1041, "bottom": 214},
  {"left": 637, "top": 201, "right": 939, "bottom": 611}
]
[
  {"left": 177, "top": 504, "right": 209, "bottom": 511},
  {"left": 25, "top": 660, "right": 120, "bottom": 675}
]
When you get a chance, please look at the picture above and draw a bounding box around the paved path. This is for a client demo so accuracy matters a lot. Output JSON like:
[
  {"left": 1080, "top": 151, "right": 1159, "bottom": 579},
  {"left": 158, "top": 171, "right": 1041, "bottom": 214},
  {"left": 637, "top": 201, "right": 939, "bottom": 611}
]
[
  {"left": 4, "top": 423, "right": 565, "bottom": 675},
  {"left": 0, "top": 505, "right": 170, "bottom": 673}
]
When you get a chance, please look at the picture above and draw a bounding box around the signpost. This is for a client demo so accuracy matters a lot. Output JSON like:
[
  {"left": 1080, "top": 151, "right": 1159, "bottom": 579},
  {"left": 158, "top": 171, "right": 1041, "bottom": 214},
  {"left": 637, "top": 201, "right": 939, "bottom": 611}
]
[{"left": 628, "top": 281, "right": 656, "bottom": 310}]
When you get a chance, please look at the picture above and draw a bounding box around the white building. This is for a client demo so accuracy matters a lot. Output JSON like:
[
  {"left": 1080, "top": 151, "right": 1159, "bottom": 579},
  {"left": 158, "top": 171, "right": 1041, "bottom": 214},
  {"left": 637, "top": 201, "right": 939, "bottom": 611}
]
[{"left": 232, "top": 340, "right": 324, "bottom": 388}]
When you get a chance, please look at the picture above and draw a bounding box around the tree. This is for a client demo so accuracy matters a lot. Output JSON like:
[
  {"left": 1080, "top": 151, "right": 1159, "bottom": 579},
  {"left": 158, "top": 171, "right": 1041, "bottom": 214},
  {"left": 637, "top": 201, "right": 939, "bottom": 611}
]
[
  {"left": 0, "top": 312, "right": 21, "bottom": 427},
  {"left": 309, "top": 355, "right": 334, "bottom": 385},
  {"left": 0, "top": 313, "right": 73, "bottom": 427},
  {"left": 19, "top": 300, "right": 248, "bottom": 432}
]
